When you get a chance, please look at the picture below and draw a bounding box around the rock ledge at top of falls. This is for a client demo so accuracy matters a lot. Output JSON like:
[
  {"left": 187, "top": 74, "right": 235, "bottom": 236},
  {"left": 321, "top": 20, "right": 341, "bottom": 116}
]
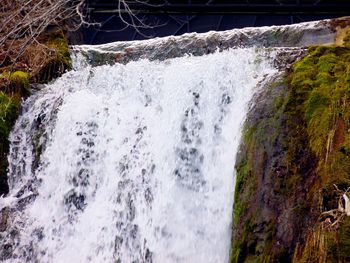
[{"left": 72, "top": 16, "right": 350, "bottom": 67}]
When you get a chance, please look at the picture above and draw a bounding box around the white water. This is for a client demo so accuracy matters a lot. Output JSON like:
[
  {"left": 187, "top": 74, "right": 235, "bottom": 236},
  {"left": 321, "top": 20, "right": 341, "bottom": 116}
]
[{"left": 1, "top": 48, "right": 277, "bottom": 262}]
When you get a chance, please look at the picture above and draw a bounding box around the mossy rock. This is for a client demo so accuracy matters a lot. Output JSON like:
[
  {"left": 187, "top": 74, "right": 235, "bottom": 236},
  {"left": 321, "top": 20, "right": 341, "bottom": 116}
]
[
  {"left": 343, "top": 28, "right": 350, "bottom": 47},
  {"left": 281, "top": 32, "right": 350, "bottom": 262},
  {"left": 47, "top": 31, "right": 71, "bottom": 68},
  {"left": 0, "top": 71, "right": 30, "bottom": 95},
  {"left": 10, "top": 71, "right": 30, "bottom": 94},
  {"left": 230, "top": 75, "right": 302, "bottom": 263},
  {"left": 232, "top": 28, "right": 350, "bottom": 263},
  {"left": 36, "top": 29, "right": 72, "bottom": 82},
  {"left": 289, "top": 43, "right": 350, "bottom": 163},
  {"left": 0, "top": 28, "right": 72, "bottom": 196},
  {"left": 0, "top": 92, "right": 20, "bottom": 195},
  {"left": 0, "top": 92, "right": 19, "bottom": 139}
]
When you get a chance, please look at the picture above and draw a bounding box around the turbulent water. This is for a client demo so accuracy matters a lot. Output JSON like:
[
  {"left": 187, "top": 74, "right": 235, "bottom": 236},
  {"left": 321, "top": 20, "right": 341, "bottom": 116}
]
[{"left": 0, "top": 47, "right": 277, "bottom": 262}]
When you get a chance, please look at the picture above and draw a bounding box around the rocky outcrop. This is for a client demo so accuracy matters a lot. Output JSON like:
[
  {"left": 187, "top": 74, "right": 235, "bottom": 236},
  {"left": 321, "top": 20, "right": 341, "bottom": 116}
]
[{"left": 231, "top": 20, "right": 350, "bottom": 263}]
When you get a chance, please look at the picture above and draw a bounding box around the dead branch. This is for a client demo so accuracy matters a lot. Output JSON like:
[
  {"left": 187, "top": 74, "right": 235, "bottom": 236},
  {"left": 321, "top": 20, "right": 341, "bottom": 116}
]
[
  {"left": 320, "top": 184, "right": 350, "bottom": 230},
  {"left": 0, "top": 0, "right": 89, "bottom": 70},
  {"left": 0, "top": 0, "right": 161, "bottom": 72}
]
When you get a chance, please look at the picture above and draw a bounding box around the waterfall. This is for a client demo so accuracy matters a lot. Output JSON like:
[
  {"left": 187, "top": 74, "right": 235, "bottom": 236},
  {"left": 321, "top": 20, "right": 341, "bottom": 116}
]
[{"left": 0, "top": 47, "right": 278, "bottom": 262}]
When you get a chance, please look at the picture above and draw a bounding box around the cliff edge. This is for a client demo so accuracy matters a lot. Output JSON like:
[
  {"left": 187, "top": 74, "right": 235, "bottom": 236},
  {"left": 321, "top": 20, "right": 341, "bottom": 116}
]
[{"left": 231, "top": 17, "right": 350, "bottom": 263}]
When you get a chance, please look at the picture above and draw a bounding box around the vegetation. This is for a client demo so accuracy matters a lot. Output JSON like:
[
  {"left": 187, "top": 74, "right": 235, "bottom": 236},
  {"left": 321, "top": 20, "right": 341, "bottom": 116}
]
[
  {"left": 0, "top": 0, "right": 83, "bottom": 197},
  {"left": 0, "top": 71, "right": 29, "bottom": 95},
  {"left": 290, "top": 42, "right": 350, "bottom": 263},
  {"left": 0, "top": 0, "right": 154, "bottom": 202},
  {"left": 0, "top": 92, "right": 20, "bottom": 194},
  {"left": 231, "top": 27, "right": 350, "bottom": 263},
  {"left": 231, "top": 76, "right": 294, "bottom": 262},
  {"left": 0, "top": 93, "right": 20, "bottom": 145},
  {"left": 0, "top": 0, "right": 86, "bottom": 70},
  {"left": 0, "top": 29, "right": 71, "bottom": 196}
]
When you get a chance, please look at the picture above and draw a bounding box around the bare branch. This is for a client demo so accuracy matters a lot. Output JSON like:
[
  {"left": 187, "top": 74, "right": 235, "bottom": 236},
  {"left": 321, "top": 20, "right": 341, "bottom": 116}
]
[
  {"left": 320, "top": 184, "right": 350, "bottom": 230},
  {"left": 0, "top": 0, "right": 164, "bottom": 72},
  {"left": 0, "top": 0, "right": 89, "bottom": 69}
]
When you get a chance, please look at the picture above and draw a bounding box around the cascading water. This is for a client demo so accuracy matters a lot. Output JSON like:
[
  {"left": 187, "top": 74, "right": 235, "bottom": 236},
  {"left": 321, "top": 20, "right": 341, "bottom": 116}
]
[{"left": 0, "top": 47, "right": 278, "bottom": 262}]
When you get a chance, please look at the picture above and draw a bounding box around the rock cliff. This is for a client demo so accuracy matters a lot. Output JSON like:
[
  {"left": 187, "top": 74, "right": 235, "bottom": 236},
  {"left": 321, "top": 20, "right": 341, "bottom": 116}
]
[{"left": 231, "top": 17, "right": 350, "bottom": 263}]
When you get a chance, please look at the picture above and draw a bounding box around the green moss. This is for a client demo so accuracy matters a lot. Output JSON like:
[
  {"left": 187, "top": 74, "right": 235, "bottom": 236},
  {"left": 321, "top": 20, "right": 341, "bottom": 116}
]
[
  {"left": 30, "top": 30, "right": 72, "bottom": 83},
  {"left": 0, "top": 71, "right": 29, "bottom": 94},
  {"left": 0, "top": 92, "right": 20, "bottom": 194},
  {"left": 11, "top": 71, "right": 30, "bottom": 93},
  {"left": 46, "top": 30, "right": 72, "bottom": 70},
  {"left": 0, "top": 92, "right": 19, "bottom": 138},
  {"left": 317, "top": 53, "right": 338, "bottom": 72},
  {"left": 288, "top": 30, "right": 350, "bottom": 262},
  {"left": 232, "top": 29, "right": 350, "bottom": 263},
  {"left": 304, "top": 91, "right": 330, "bottom": 122},
  {"left": 343, "top": 28, "right": 350, "bottom": 47},
  {"left": 230, "top": 244, "right": 242, "bottom": 263},
  {"left": 0, "top": 29, "right": 71, "bottom": 195},
  {"left": 231, "top": 124, "right": 259, "bottom": 262},
  {"left": 231, "top": 213, "right": 276, "bottom": 263},
  {"left": 322, "top": 217, "right": 350, "bottom": 262},
  {"left": 231, "top": 76, "right": 292, "bottom": 262},
  {"left": 338, "top": 217, "right": 350, "bottom": 260},
  {"left": 307, "top": 109, "right": 332, "bottom": 157},
  {"left": 289, "top": 43, "right": 350, "bottom": 162},
  {"left": 11, "top": 71, "right": 29, "bottom": 85},
  {"left": 231, "top": 216, "right": 255, "bottom": 263},
  {"left": 233, "top": 155, "right": 254, "bottom": 226}
]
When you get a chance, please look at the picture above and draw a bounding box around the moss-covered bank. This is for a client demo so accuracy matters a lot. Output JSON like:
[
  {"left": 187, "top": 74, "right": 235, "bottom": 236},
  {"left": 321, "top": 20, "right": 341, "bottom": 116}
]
[
  {"left": 0, "top": 93, "right": 20, "bottom": 194},
  {"left": 0, "top": 29, "right": 71, "bottom": 196},
  {"left": 231, "top": 27, "right": 350, "bottom": 262}
]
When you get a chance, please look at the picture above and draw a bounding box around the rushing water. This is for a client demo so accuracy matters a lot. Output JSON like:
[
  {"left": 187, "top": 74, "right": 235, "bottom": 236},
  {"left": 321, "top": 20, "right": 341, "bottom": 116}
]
[{"left": 0, "top": 48, "right": 277, "bottom": 262}]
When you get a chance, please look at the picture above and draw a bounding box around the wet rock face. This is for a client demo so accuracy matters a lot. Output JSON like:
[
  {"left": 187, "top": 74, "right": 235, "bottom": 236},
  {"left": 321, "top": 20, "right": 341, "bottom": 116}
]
[
  {"left": 0, "top": 208, "right": 9, "bottom": 232},
  {"left": 231, "top": 72, "right": 318, "bottom": 263}
]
